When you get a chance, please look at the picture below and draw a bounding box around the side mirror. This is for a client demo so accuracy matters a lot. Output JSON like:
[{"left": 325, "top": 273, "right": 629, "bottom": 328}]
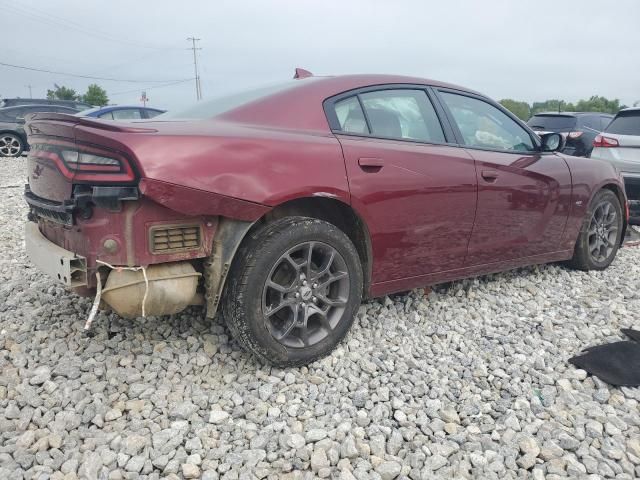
[{"left": 540, "top": 132, "right": 565, "bottom": 152}]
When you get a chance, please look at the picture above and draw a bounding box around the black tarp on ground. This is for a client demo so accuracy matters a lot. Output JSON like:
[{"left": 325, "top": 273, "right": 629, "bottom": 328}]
[{"left": 569, "top": 329, "right": 640, "bottom": 387}]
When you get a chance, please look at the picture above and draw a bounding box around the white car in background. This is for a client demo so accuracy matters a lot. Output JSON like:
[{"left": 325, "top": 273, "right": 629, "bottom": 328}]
[{"left": 591, "top": 108, "right": 640, "bottom": 223}]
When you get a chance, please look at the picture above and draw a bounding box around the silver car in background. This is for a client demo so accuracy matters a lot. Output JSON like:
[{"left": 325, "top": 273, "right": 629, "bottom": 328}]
[{"left": 591, "top": 108, "right": 640, "bottom": 222}]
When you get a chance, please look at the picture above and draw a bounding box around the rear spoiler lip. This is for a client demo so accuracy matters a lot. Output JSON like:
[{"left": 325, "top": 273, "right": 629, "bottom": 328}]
[{"left": 25, "top": 112, "right": 158, "bottom": 133}]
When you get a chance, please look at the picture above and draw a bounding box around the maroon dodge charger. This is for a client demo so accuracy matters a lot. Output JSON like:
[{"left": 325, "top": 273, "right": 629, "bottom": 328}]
[{"left": 24, "top": 71, "right": 627, "bottom": 366}]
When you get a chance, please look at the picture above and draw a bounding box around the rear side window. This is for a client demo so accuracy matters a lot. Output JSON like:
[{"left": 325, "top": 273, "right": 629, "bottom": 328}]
[
  {"left": 335, "top": 97, "right": 368, "bottom": 134},
  {"left": 359, "top": 90, "right": 445, "bottom": 143},
  {"left": 145, "top": 110, "right": 163, "bottom": 119},
  {"left": 333, "top": 89, "right": 446, "bottom": 143},
  {"left": 441, "top": 92, "right": 534, "bottom": 152},
  {"left": 112, "top": 109, "right": 142, "bottom": 120},
  {"left": 605, "top": 111, "right": 640, "bottom": 136}
]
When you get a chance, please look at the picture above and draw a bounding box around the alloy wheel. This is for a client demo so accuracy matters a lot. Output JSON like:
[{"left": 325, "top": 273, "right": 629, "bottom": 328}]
[
  {"left": 588, "top": 199, "right": 618, "bottom": 262},
  {"left": 262, "top": 241, "right": 350, "bottom": 348},
  {"left": 0, "top": 135, "right": 22, "bottom": 157}
]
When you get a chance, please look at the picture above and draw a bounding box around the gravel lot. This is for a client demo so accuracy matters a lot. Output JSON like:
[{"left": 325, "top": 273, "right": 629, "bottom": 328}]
[{"left": 1, "top": 156, "right": 640, "bottom": 480}]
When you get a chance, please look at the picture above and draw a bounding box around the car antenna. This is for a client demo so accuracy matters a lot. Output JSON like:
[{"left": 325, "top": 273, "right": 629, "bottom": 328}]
[{"left": 293, "top": 68, "right": 313, "bottom": 79}]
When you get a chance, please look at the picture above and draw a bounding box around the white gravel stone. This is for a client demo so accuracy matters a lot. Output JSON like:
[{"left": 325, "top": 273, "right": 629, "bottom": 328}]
[
  {"left": 2, "top": 157, "right": 640, "bottom": 478},
  {"left": 208, "top": 408, "right": 229, "bottom": 424}
]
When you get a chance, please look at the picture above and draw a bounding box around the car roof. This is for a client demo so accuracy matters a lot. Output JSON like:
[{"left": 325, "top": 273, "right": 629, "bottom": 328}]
[
  {"left": 619, "top": 107, "right": 640, "bottom": 113},
  {"left": 533, "top": 111, "right": 613, "bottom": 117},
  {"left": 308, "top": 74, "right": 482, "bottom": 96},
  {"left": 94, "top": 105, "right": 164, "bottom": 112}
]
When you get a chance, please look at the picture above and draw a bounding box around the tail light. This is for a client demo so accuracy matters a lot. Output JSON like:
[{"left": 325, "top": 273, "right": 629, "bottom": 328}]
[
  {"left": 30, "top": 142, "right": 136, "bottom": 183},
  {"left": 593, "top": 135, "right": 619, "bottom": 148}
]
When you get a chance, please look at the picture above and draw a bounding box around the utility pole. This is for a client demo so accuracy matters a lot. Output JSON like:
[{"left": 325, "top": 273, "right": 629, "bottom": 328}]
[
  {"left": 26, "top": 85, "right": 32, "bottom": 98},
  {"left": 187, "top": 37, "right": 202, "bottom": 100}
]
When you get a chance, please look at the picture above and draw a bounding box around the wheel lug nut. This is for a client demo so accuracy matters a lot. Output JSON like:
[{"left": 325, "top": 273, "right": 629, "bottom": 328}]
[
  {"left": 312, "top": 297, "right": 317, "bottom": 303},
  {"left": 294, "top": 292, "right": 300, "bottom": 298},
  {"left": 302, "top": 280, "right": 307, "bottom": 286},
  {"left": 312, "top": 283, "right": 318, "bottom": 289}
]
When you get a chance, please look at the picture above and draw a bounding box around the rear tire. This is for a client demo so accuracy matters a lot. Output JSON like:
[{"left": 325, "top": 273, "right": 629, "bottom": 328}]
[
  {"left": 222, "top": 216, "right": 363, "bottom": 367},
  {"left": 0, "top": 133, "right": 24, "bottom": 157},
  {"left": 566, "top": 189, "right": 623, "bottom": 271}
]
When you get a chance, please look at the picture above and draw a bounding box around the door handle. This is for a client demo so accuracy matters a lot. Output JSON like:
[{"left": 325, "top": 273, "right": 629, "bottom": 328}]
[
  {"left": 481, "top": 170, "right": 499, "bottom": 181},
  {"left": 358, "top": 157, "right": 384, "bottom": 170}
]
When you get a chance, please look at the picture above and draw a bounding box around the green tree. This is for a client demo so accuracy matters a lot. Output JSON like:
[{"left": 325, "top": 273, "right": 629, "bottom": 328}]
[
  {"left": 574, "top": 95, "right": 622, "bottom": 114},
  {"left": 82, "top": 84, "right": 109, "bottom": 106},
  {"left": 499, "top": 99, "right": 531, "bottom": 121},
  {"left": 46, "top": 84, "right": 79, "bottom": 101}
]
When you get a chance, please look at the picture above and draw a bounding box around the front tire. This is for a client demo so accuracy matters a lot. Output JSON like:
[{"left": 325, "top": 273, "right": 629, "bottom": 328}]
[
  {"left": 0, "top": 133, "right": 24, "bottom": 157},
  {"left": 222, "top": 217, "right": 363, "bottom": 367},
  {"left": 567, "top": 189, "right": 623, "bottom": 271}
]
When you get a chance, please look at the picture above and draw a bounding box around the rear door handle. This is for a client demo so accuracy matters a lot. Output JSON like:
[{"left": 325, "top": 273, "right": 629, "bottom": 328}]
[
  {"left": 358, "top": 157, "right": 384, "bottom": 169},
  {"left": 481, "top": 170, "right": 499, "bottom": 181}
]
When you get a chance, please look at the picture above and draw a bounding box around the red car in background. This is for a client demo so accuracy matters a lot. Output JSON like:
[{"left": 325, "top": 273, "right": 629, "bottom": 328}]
[{"left": 24, "top": 71, "right": 626, "bottom": 366}]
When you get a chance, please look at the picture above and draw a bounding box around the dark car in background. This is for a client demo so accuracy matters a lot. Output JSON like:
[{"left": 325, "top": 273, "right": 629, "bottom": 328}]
[
  {"left": 527, "top": 112, "right": 613, "bottom": 157},
  {"left": 0, "top": 104, "right": 78, "bottom": 157},
  {"left": 1, "top": 98, "right": 92, "bottom": 111},
  {"left": 75, "top": 105, "right": 166, "bottom": 120}
]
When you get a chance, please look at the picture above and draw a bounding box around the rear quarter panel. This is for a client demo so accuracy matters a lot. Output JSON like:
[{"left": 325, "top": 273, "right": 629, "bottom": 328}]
[{"left": 105, "top": 122, "right": 351, "bottom": 212}]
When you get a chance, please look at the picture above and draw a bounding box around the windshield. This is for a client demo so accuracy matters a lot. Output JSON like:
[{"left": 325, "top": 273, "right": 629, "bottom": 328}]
[
  {"left": 527, "top": 115, "right": 577, "bottom": 131},
  {"left": 160, "top": 80, "right": 312, "bottom": 119},
  {"left": 606, "top": 111, "right": 640, "bottom": 136}
]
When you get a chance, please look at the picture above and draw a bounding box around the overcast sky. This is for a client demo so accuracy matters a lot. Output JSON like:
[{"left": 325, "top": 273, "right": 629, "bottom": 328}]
[{"left": 1, "top": 0, "right": 639, "bottom": 111}]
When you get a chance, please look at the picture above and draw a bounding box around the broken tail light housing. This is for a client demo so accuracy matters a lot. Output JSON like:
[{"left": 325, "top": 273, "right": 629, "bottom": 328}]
[
  {"left": 30, "top": 142, "right": 136, "bottom": 183},
  {"left": 593, "top": 135, "right": 619, "bottom": 148}
]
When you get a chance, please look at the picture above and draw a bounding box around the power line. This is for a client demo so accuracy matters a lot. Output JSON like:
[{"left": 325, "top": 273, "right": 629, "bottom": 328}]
[
  {"left": 0, "top": 61, "right": 191, "bottom": 84},
  {"left": 109, "top": 78, "right": 194, "bottom": 96},
  {"left": 187, "top": 37, "right": 203, "bottom": 100}
]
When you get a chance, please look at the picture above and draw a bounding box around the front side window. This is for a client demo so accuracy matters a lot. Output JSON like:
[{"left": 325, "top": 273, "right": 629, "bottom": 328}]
[
  {"left": 98, "top": 111, "right": 114, "bottom": 120},
  {"left": 442, "top": 92, "right": 535, "bottom": 152}
]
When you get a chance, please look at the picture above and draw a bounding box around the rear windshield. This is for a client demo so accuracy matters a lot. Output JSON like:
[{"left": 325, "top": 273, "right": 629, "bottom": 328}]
[
  {"left": 527, "top": 115, "right": 577, "bottom": 131},
  {"left": 606, "top": 111, "right": 640, "bottom": 136},
  {"left": 160, "top": 80, "right": 314, "bottom": 120}
]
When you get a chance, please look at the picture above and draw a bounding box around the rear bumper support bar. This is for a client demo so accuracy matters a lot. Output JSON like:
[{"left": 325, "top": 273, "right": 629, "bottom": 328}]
[{"left": 25, "top": 221, "right": 88, "bottom": 287}]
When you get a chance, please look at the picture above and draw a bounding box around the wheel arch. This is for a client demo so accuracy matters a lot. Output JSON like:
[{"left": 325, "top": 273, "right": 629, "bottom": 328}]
[
  {"left": 0, "top": 129, "right": 27, "bottom": 144},
  {"left": 205, "top": 196, "right": 373, "bottom": 318},
  {"left": 259, "top": 196, "right": 373, "bottom": 298}
]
